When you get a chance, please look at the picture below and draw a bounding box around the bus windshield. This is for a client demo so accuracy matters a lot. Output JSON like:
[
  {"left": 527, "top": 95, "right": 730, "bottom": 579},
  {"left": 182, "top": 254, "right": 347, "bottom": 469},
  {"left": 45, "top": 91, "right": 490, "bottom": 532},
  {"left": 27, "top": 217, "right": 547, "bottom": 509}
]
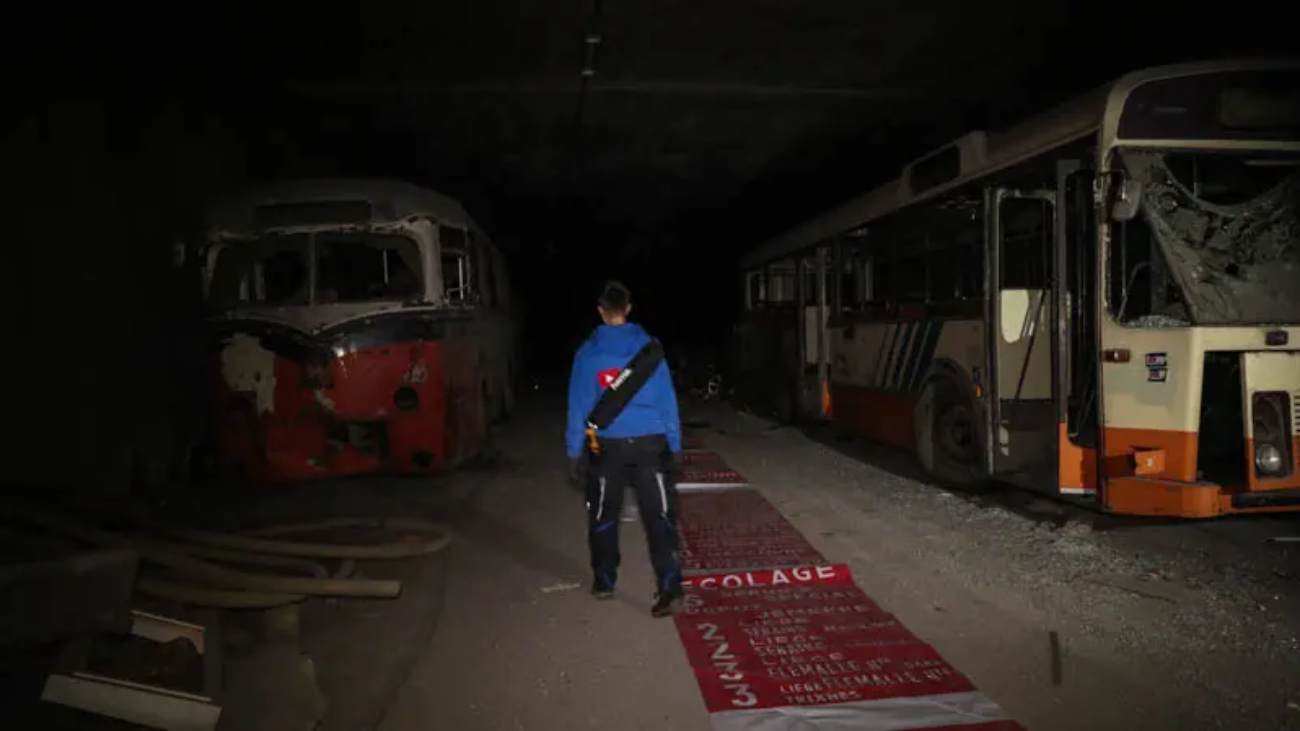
[
  {"left": 208, "top": 231, "right": 424, "bottom": 308},
  {"left": 316, "top": 232, "right": 423, "bottom": 303},
  {"left": 1117, "top": 149, "right": 1300, "bottom": 326}
]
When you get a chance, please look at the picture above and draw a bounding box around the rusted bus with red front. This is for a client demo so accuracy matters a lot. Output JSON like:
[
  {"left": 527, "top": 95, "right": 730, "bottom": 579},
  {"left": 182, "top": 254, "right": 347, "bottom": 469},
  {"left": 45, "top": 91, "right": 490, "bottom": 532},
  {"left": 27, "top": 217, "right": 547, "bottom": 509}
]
[
  {"left": 191, "top": 178, "right": 517, "bottom": 483},
  {"left": 740, "top": 60, "right": 1300, "bottom": 518}
]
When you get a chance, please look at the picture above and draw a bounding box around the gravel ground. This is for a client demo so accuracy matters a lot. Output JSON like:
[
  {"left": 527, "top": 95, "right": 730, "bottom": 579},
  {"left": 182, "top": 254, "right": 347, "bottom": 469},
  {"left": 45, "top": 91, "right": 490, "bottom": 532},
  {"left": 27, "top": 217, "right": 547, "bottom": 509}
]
[{"left": 685, "top": 399, "right": 1300, "bottom": 731}]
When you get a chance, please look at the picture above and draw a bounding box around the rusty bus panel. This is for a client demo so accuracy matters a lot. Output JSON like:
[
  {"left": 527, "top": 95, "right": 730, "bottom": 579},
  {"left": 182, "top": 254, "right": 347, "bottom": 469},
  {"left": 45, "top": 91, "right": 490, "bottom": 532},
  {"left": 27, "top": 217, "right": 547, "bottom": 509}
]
[{"left": 189, "top": 179, "right": 517, "bottom": 484}]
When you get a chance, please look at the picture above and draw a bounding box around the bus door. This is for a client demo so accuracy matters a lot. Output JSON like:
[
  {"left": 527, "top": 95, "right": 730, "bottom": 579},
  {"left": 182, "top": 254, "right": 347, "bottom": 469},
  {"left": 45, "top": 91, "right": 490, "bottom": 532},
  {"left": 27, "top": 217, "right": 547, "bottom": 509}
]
[
  {"left": 1056, "top": 161, "right": 1101, "bottom": 498},
  {"left": 986, "top": 187, "right": 1059, "bottom": 490},
  {"left": 759, "top": 261, "right": 801, "bottom": 422},
  {"left": 797, "top": 246, "right": 831, "bottom": 420}
]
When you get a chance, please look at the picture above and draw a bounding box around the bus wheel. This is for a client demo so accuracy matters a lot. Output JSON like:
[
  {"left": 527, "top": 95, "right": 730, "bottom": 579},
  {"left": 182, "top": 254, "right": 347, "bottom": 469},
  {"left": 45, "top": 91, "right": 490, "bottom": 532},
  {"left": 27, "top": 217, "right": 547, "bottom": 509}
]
[{"left": 916, "top": 377, "right": 984, "bottom": 488}]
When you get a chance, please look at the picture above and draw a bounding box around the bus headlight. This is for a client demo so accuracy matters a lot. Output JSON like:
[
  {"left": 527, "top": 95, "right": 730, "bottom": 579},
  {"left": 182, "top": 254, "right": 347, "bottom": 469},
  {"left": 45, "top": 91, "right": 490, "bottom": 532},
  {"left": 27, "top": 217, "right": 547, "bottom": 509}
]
[
  {"left": 1255, "top": 443, "right": 1285, "bottom": 476},
  {"left": 394, "top": 386, "right": 419, "bottom": 412},
  {"left": 1251, "top": 391, "right": 1292, "bottom": 478}
]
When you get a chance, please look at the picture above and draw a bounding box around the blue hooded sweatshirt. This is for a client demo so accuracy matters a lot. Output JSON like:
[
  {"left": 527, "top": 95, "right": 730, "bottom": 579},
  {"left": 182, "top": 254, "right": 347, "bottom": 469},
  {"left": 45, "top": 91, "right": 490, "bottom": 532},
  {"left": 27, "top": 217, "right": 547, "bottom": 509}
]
[{"left": 566, "top": 322, "right": 682, "bottom": 459}]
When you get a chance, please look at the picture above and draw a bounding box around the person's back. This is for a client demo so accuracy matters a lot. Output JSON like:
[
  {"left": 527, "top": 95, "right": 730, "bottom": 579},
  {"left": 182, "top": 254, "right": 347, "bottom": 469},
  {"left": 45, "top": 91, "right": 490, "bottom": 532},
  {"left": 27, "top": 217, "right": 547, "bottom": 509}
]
[
  {"left": 566, "top": 320, "right": 680, "bottom": 448},
  {"left": 565, "top": 281, "right": 685, "bottom": 617}
]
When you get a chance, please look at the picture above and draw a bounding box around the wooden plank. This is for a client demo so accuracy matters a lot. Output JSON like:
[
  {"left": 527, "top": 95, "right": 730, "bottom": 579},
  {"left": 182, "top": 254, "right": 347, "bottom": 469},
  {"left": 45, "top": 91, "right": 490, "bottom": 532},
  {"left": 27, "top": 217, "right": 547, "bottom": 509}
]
[
  {"left": 41, "top": 672, "right": 221, "bottom": 731},
  {"left": 130, "top": 611, "right": 206, "bottom": 655}
]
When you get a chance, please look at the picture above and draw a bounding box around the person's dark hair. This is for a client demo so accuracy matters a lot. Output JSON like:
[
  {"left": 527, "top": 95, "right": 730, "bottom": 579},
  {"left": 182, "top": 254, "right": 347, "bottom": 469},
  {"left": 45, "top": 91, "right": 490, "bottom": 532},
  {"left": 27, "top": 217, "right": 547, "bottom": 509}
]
[{"left": 597, "top": 280, "right": 631, "bottom": 312}]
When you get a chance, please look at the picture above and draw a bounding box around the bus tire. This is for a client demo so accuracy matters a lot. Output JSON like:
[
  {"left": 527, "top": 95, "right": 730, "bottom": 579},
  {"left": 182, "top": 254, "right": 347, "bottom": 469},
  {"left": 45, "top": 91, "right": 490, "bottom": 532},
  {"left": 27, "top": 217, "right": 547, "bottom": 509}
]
[{"left": 915, "top": 376, "right": 985, "bottom": 489}]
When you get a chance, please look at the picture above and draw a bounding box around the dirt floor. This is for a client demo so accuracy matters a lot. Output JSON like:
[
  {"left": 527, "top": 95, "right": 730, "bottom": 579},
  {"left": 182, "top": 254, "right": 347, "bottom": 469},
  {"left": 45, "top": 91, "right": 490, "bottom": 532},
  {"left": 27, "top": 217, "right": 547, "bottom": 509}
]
[{"left": 203, "top": 388, "right": 1300, "bottom": 731}]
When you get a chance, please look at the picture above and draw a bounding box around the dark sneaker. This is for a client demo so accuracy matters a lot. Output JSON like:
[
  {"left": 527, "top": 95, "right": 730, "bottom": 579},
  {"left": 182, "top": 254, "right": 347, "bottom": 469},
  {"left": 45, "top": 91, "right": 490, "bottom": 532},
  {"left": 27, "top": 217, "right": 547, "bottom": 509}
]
[
  {"left": 591, "top": 582, "right": 615, "bottom": 600},
  {"left": 651, "top": 590, "right": 684, "bottom": 618}
]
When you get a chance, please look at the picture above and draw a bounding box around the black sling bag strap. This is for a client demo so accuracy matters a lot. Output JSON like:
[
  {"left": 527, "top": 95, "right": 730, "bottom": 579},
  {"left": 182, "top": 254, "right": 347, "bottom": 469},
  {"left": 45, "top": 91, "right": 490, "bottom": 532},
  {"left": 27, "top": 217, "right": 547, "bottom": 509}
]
[{"left": 583, "top": 338, "right": 665, "bottom": 455}]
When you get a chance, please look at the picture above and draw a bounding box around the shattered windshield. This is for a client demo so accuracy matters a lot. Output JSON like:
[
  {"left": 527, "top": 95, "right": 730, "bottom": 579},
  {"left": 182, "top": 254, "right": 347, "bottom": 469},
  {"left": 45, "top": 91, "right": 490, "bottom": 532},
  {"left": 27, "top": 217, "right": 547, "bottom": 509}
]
[
  {"left": 208, "top": 234, "right": 310, "bottom": 308},
  {"left": 316, "top": 233, "right": 423, "bottom": 303},
  {"left": 1117, "top": 149, "right": 1300, "bottom": 326},
  {"left": 207, "top": 231, "right": 424, "bottom": 308}
]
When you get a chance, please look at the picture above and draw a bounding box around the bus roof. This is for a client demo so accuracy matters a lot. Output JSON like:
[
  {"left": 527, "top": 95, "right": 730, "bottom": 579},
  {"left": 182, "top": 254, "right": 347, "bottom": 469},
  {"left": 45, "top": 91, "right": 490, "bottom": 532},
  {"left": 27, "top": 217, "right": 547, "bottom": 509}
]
[
  {"left": 204, "top": 178, "right": 479, "bottom": 235},
  {"left": 741, "top": 58, "right": 1300, "bottom": 269}
]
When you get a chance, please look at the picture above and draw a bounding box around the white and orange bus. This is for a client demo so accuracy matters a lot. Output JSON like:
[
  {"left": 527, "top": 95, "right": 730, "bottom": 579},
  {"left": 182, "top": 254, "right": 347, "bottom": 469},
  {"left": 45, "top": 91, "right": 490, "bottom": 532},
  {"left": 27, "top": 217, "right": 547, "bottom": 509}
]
[{"left": 736, "top": 59, "right": 1300, "bottom": 517}]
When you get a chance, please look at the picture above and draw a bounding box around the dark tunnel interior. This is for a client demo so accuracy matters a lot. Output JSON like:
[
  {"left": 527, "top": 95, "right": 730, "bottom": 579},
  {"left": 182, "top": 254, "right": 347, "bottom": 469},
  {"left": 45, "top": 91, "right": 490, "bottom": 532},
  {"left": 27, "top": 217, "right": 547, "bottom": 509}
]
[{"left": 3, "top": 1, "right": 1294, "bottom": 495}]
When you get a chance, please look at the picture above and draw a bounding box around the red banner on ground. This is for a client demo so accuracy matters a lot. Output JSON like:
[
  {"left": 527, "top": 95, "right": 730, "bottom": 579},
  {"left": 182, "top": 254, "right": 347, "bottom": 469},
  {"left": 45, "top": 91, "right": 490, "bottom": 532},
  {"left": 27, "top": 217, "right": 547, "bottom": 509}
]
[
  {"left": 674, "top": 564, "right": 1024, "bottom": 730},
  {"left": 678, "top": 451, "right": 748, "bottom": 488},
  {"left": 679, "top": 466, "right": 750, "bottom": 488},
  {"left": 679, "top": 490, "right": 827, "bottom": 571}
]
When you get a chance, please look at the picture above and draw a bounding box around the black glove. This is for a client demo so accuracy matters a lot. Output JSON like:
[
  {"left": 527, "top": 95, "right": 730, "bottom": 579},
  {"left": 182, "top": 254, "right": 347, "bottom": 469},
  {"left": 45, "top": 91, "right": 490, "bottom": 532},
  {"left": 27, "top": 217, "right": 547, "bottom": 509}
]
[
  {"left": 663, "top": 450, "right": 684, "bottom": 480},
  {"left": 568, "top": 456, "right": 587, "bottom": 490}
]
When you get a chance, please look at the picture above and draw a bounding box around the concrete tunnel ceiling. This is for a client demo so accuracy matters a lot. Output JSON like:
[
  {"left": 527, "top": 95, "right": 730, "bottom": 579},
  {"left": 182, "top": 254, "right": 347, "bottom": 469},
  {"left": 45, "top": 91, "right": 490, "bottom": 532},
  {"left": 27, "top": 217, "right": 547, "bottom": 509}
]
[{"left": 71, "top": 0, "right": 1295, "bottom": 262}]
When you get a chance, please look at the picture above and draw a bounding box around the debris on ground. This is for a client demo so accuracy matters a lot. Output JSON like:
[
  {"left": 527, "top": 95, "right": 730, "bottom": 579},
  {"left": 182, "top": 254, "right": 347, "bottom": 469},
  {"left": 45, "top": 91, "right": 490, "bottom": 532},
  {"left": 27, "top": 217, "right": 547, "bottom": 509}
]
[
  {"left": 0, "top": 492, "right": 455, "bottom": 730},
  {"left": 539, "top": 581, "right": 582, "bottom": 594}
]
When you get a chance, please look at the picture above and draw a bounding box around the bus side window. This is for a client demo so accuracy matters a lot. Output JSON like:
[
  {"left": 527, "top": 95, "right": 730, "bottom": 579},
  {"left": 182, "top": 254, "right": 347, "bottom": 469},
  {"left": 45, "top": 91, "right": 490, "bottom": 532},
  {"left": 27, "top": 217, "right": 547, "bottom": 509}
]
[
  {"left": 999, "top": 197, "right": 1053, "bottom": 290},
  {"left": 439, "top": 226, "right": 473, "bottom": 303},
  {"left": 896, "top": 235, "right": 927, "bottom": 302},
  {"left": 957, "top": 220, "right": 984, "bottom": 300},
  {"left": 927, "top": 229, "right": 960, "bottom": 303},
  {"left": 768, "top": 264, "right": 796, "bottom": 304},
  {"left": 839, "top": 241, "right": 872, "bottom": 312},
  {"left": 871, "top": 241, "right": 895, "bottom": 307},
  {"left": 802, "top": 254, "right": 819, "bottom": 307},
  {"left": 838, "top": 246, "right": 856, "bottom": 311}
]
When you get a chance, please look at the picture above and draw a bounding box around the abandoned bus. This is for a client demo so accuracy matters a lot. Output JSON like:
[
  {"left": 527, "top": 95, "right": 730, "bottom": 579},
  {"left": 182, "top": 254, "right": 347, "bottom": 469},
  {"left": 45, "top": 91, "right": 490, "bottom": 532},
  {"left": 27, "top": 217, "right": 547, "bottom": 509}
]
[
  {"left": 188, "top": 178, "right": 517, "bottom": 482},
  {"left": 738, "top": 59, "right": 1300, "bottom": 517}
]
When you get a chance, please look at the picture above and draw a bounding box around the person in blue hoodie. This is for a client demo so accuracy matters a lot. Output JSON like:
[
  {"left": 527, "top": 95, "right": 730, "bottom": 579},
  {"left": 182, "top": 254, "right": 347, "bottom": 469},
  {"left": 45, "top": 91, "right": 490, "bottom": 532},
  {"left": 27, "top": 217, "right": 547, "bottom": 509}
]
[{"left": 566, "top": 280, "right": 685, "bottom": 617}]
